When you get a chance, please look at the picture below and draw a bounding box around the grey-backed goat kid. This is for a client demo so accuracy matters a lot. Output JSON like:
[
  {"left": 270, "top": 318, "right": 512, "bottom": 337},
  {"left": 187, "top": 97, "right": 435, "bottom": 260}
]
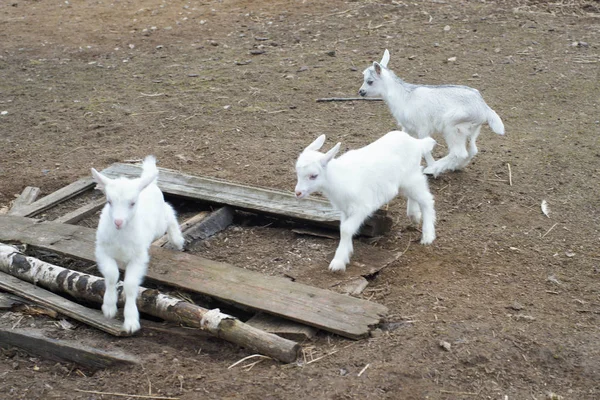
[{"left": 359, "top": 49, "right": 505, "bottom": 177}]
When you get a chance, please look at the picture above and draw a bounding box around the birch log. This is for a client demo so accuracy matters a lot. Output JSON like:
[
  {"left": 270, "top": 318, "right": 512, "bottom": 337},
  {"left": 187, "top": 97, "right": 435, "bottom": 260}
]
[{"left": 0, "top": 243, "right": 300, "bottom": 363}]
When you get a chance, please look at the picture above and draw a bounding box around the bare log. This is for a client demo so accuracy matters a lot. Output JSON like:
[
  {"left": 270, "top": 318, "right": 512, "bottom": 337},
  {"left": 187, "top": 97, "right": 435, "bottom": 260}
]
[
  {"left": 0, "top": 271, "right": 128, "bottom": 336},
  {"left": 0, "top": 243, "right": 300, "bottom": 363}
]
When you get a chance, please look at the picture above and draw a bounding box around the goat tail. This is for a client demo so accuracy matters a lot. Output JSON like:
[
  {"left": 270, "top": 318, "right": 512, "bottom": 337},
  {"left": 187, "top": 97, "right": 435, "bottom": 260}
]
[
  {"left": 487, "top": 108, "right": 505, "bottom": 135},
  {"left": 419, "top": 137, "right": 437, "bottom": 156}
]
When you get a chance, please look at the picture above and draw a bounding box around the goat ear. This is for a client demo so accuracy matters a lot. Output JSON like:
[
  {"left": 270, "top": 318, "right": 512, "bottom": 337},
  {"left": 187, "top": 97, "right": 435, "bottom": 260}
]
[
  {"left": 91, "top": 168, "right": 110, "bottom": 193},
  {"left": 321, "top": 142, "right": 341, "bottom": 166},
  {"left": 373, "top": 62, "right": 382, "bottom": 76},
  {"left": 138, "top": 170, "right": 158, "bottom": 192},
  {"left": 305, "top": 134, "right": 326, "bottom": 152},
  {"left": 380, "top": 49, "right": 390, "bottom": 68}
]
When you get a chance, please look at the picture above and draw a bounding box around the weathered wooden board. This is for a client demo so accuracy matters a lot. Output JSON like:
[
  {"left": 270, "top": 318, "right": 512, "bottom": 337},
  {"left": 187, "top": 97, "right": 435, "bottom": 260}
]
[
  {"left": 101, "top": 163, "right": 392, "bottom": 237},
  {"left": 54, "top": 197, "right": 106, "bottom": 225},
  {"left": 153, "top": 211, "right": 209, "bottom": 247},
  {"left": 8, "top": 178, "right": 96, "bottom": 218},
  {"left": 0, "top": 216, "right": 388, "bottom": 339},
  {"left": 9, "top": 186, "right": 41, "bottom": 214},
  {"left": 182, "top": 206, "right": 234, "bottom": 242},
  {"left": 246, "top": 313, "right": 318, "bottom": 341},
  {"left": 0, "top": 272, "right": 128, "bottom": 336},
  {"left": 0, "top": 327, "right": 138, "bottom": 368}
]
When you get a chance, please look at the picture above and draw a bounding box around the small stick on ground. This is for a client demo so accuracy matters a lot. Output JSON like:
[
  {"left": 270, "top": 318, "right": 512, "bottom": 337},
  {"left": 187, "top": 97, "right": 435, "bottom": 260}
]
[
  {"left": 316, "top": 97, "right": 383, "bottom": 102},
  {"left": 357, "top": 363, "right": 370, "bottom": 377},
  {"left": 439, "top": 389, "right": 478, "bottom": 396},
  {"left": 306, "top": 349, "right": 339, "bottom": 365},
  {"left": 507, "top": 163, "right": 513, "bottom": 186},
  {"left": 541, "top": 222, "right": 558, "bottom": 238},
  {"left": 74, "top": 389, "right": 179, "bottom": 400},
  {"left": 228, "top": 354, "right": 272, "bottom": 370}
]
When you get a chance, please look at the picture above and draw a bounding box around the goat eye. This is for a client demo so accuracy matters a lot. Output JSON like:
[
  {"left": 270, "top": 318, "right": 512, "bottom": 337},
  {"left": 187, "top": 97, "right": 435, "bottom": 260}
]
[
  {"left": 309, "top": 174, "right": 318, "bottom": 180},
  {"left": 367, "top": 80, "right": 373, "bottom": 85},
  {"left": 130, "top": 201, "right": 136, "bottom": 207}
]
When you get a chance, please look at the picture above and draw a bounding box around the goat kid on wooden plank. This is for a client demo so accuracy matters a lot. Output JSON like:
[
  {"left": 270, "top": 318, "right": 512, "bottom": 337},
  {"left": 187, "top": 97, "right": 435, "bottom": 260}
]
[
  {"left": 91, "top": 155, "right": 184, "bottom": 333},
  {"left": 295, "top": 132, "right": 436, "bottom": 272},
  {"left": 358, "top": 49, "right": 505, "bottom": 177}
]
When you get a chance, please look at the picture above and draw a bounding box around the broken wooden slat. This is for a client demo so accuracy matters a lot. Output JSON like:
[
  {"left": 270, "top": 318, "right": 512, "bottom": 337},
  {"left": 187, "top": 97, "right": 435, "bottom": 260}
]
[
  {"left": 182, "top": 206, "right": 234, "bottom": 243},
  {"left": 54, "top": 197, "right": 105, "bottom": 225},
  {"left": 335, "top": 277, "right": 370, "bottom": 296},
  {"left": 0, "top": 216, "right": 388, "bottom": 339},
  {"left": 0, "top": 243, "right": 300, "bottom": 363},
  {"left": 8, "top": 178, "right": 96, "bottom": 218},
  {"left": 0, "top": 292, "right": 28, "bottom": 310},
  {"left": 246, "top": 313, "right": 318, "bottom": 341},
  {"left": 101, "top": 163, "right": 392, "bottom": 237},
  {"left": 9, "top": 187, "right": 41, "bottom": 214},
  {"left": 0, "top": 328, "right": 139, "bottom": 369},
  {"left": 152, "top": 211, "right": 209, "bottom": 248},
  {"left": 0, "top": 271, "right": 128, "bottom": 337}
]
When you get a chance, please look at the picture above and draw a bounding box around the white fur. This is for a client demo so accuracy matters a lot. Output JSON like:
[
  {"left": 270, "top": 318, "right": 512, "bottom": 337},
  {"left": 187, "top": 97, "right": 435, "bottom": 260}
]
[
  {"left": 358, "top": 49, "right": 505, "bottom": 177},
  {"left": 91, "top": 155, "right": 184, "bottom": 333},
  {"left": 295, "top": 131, "right": 436, "bottom": 272}
]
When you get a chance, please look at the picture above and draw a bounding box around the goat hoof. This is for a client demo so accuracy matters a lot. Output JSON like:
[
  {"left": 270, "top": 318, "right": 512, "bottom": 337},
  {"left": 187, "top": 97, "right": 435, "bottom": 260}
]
[
  {"left": 102, "top": 304, "right": 117, "bottom": 319},
  {"left": 420, "top": 232, "right": 436, "bottom": 245},
  {"left": 408, "top": 213, "right": 422, "bottom": 225},
  {"left": 172, "top": 235, "right": 185, "bottom": 251},
  {"left": 422, "top": 166, "right": 436, "bottom": 176},
  {"left": 328, "top": 259, "right": 347, "bottom": 272},
  {"left": 123, "top": 319, "right": 141, "bottom": 334}
]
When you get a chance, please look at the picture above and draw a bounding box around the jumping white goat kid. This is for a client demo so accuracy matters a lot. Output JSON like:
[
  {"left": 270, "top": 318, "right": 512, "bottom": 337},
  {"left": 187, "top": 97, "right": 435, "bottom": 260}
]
[
  {"left": 91, "top": 156, "right": 184, "bottom": 333},
  {"left": 358, "top": 49, "right": 505, "bottom": 177},
  {"left": 295, "top": 131, "right": 436, "bottom": 272}
]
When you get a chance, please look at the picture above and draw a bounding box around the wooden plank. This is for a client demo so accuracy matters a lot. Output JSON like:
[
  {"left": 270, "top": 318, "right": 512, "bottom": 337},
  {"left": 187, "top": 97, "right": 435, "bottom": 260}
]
[
  {"left": 0, "top": 271, "right": 128, "bottom": 337},
  {"left": 246, "top": 313, "right": 318, "bottom": 341},
  {"left": 101, "top": 163, "right": 392, "bottom": 237},
  {"left": 152, "top": 211, "right": 209, "bottom": 247},
  {"left": 54, "top": 197, "right": 105, "bottom": 225},
  {"left": 8, "top": 178, "right": 96, "bottom": 218},
  {"left": 0, "top": 328, "right": 139, "bottom": 368},
  {"left": 9, "top": 187, "right": 41, "bottom": 214},
  {"left": 0, "top": 216, "right": 388, "bottom": 339}
]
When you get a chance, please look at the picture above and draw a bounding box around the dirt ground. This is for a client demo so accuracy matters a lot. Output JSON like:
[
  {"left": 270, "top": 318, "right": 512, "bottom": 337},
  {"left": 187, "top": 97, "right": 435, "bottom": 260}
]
[{"left": 1, "top": 0, "right": 599, "bottom": 399}]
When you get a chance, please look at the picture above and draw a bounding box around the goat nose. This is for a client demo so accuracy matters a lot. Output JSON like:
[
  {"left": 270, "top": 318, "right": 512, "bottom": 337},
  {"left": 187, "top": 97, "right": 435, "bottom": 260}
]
[
  {"left": 358, "top": 90, "right": 366, "bottom": 97},
  {"left": 114, "top": 219, "right": 123, "bottom": 228},
  {"left": 295, "top": 191, "right": 303, "bottom": 198}
]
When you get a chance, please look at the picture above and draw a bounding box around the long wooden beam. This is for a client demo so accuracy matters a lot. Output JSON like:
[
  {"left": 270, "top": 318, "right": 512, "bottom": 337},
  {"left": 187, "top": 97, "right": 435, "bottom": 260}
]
[
  {"left": 8, "top": 178, "right": 96, "bottom": 218},
  {"left": 101, "top": 163, "right": 392, "bottom": 237},
  {"left": 0, "top": 328, "right": 139, "bottom": 369}
]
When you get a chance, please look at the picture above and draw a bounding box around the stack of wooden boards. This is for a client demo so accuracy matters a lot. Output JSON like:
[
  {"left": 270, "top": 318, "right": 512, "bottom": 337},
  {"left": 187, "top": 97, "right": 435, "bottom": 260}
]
[{"left": 0, "top": 162, "right": 393, "bottom": 363}]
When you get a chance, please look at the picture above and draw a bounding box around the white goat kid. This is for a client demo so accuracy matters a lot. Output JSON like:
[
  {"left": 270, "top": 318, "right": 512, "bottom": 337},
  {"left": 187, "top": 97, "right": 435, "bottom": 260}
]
[
  {"left": 358, "top": 49, "right": 505, "bottom": 177},
  {"left": 295, "top": 132, "right": 436, "bottom": 272},
  {"left": 91, "top": 156, "right": 184, "bottom": 333}
]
